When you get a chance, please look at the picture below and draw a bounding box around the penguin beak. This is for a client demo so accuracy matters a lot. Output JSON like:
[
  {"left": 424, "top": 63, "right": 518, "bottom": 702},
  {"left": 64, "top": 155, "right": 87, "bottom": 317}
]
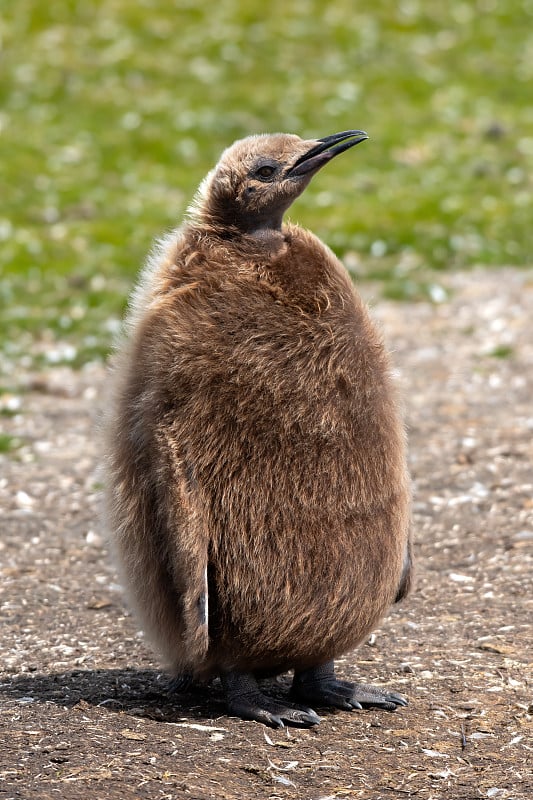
[{"left": 286, "top": 130, "right": 368, "bottom": 178}]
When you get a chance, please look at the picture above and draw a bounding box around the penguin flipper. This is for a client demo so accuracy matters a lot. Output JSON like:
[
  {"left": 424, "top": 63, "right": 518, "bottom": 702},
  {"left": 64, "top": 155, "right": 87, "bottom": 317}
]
[
  {"left": 163, "top": 449, "right": 211, "bottom": 671},
  {"left": 182, "top": 562, "right": 209, "bottom": 660},
  {"left": 395, "top": 537, "right": 414, "bottom": 603}
]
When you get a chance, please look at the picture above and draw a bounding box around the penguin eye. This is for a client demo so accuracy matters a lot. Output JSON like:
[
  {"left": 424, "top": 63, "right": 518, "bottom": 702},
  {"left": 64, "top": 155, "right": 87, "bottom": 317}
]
[{"left": 254, "top": 164, "right": 277, "bottom": 181}]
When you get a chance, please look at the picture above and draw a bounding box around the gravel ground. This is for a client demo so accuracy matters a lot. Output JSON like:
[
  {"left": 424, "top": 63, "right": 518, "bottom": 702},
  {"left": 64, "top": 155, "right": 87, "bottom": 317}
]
[{"left": 1, "top": 268, "right": 532, "bottom": 800}]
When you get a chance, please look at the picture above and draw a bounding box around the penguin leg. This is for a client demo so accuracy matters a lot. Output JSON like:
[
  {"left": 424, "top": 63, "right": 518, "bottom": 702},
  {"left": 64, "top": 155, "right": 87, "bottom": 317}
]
[
  {"left": 221, "top": 671, "right": 321, "bottom": 728},
  {"left": 291, "top": 660, "right": 408, "bottom": 712}
]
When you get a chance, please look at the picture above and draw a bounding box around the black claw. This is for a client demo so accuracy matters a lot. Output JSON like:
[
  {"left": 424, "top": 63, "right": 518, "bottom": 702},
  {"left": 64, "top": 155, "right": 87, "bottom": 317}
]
[
  {"left": 291, "top": 707, "right": 322, "bottom": 727},
  {"left": 292, "top": 662, "right": 408, "bottom": 713},
  {"left": 387, "top": 692, "right": 409, "bottom": 707},
  {"left": 229, "top": 698, "right": 320, "bottom": 728},
  {"left": 349, "top": 684, "right": 408, "bottom": 710},
  {"left": 222, "top": 671, "right": 321, "bottom": 728}
]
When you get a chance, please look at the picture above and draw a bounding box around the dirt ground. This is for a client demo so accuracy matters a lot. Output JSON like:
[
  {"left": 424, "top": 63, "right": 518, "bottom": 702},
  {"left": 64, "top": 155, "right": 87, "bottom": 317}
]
[{"left": 1, "top": 268, "right": 532, "bottom": 800}]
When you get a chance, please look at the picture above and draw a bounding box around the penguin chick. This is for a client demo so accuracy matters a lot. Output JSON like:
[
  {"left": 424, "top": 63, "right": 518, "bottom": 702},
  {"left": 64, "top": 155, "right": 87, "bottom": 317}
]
[{"left": 104, "top": 130, "right": 413, "bottom": 728}]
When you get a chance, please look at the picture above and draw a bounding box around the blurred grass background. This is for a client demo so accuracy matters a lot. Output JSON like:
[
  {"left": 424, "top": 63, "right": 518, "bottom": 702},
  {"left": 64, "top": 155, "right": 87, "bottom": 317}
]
[{"left": 1, "top": 0, "right": 532, "bottom": 370}]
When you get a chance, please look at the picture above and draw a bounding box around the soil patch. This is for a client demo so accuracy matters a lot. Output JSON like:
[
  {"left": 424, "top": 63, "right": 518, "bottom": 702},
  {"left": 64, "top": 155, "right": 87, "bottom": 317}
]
[{"left": 1, "top": 268, "right": 532, "bottom": 799}]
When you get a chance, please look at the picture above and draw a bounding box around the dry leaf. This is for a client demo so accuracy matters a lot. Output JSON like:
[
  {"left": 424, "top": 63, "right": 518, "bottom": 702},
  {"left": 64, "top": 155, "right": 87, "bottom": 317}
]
[
  {"left": 87, "top": 599, "right": 113, "bottom": 610},
  {"left": 477, "top": 642, "right": 514, "bottom": 655},
  {"left": 120, "top": 729, "right": 146, "bottom": 741}
]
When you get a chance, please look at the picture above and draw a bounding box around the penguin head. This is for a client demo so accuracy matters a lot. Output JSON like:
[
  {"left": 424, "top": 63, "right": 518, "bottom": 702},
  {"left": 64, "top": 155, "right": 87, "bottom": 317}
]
[{"left": 190, "top": 130, "right": 368, "bottom": 234}]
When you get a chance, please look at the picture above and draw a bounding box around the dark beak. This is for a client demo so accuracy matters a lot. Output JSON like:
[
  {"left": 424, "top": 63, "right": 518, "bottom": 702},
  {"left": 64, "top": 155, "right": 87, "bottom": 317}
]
[{"left": 286, "top": 130, "right": 368, "bottom": 177}]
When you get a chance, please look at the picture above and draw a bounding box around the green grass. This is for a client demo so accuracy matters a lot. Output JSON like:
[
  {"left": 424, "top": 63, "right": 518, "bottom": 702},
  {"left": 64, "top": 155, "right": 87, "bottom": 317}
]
[
  {"left": 0, "top": 433, "right": 22, "bottom": 454},
  {"left": 486, "top": 344, "right": 515, "bottom": 359},
  {"left": 1, "top": 1, "right": 532, "bottom": 368}
]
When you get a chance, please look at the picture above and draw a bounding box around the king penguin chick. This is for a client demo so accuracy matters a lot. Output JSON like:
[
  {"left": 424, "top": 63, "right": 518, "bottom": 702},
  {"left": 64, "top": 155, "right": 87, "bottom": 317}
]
[{"left": 104, "top": 130, "right": 413, "bottom": 728}]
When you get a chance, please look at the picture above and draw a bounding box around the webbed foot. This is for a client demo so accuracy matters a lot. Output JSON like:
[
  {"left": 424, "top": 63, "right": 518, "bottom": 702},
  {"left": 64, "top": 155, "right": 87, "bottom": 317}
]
[
  {"left": 291, "top": 660, "right": 407, "bottom": 712},
  {"left": 222, "top": 671, "right": 321, "bottom": 728}
]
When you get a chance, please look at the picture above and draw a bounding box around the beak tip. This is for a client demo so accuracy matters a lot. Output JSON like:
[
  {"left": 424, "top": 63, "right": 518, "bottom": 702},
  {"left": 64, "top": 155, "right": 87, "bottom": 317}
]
[
  {"left": 287, "top": 128, "right": 369, "bottom": 178},
  {"left": 317, "top": 129, "right": 369, "bottom": 143}
]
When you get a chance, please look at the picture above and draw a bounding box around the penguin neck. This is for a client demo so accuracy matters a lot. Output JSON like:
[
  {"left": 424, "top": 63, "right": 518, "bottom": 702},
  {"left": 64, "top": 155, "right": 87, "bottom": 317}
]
[
  {"left": 237, "top": 210, "right": 284, "bottom": 235},
  {"left": 192, "top": 205, "right": 290, "bottom": 249},
  {"left": 200, "top": 207, "right": 286, "bottom": 238},
  {"left": 187, "top": 216, "right": 290, "bottom": 262},
  {"left": 245, "top": 226, "right": 289, "bottom": 257}
]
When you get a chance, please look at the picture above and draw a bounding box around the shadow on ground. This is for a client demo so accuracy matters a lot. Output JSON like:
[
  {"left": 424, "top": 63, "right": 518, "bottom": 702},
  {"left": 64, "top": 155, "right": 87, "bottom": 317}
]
[{"left": 0, "top": 668, "right": 227, "bottom": 723}]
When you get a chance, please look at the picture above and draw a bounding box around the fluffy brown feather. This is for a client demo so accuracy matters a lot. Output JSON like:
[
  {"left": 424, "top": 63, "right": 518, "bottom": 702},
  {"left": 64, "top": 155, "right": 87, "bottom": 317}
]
[{"left": 104, "top": 132, "right": 412, "bottom": 689}]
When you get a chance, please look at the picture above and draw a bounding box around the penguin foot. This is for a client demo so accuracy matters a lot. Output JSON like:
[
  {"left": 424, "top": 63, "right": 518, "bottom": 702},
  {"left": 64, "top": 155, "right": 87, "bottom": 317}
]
[
  {"left": 222, "top": 671, "right": 321, "bottom": 728},
  {"left": 292, "top": 660, "right": 407, "bottom": 712},
  {"left": 345, "top": 682, "right": 408, "bottom": 711}
]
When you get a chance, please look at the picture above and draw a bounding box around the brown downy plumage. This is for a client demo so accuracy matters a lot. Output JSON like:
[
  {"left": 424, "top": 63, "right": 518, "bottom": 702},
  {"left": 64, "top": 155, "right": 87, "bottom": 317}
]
[{"left": 104, "top": 130, "right": 413, "bottom": 728}]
